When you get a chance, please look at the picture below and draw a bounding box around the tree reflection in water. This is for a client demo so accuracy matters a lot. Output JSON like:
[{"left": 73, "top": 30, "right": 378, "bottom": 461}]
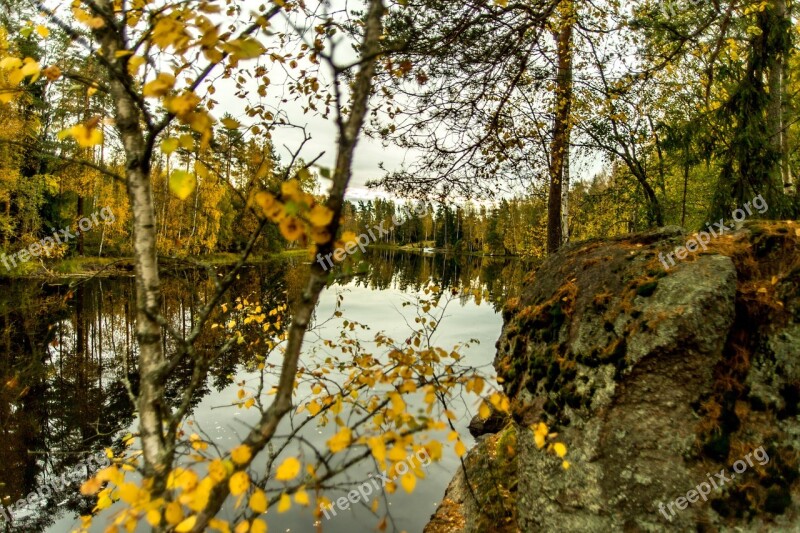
[{"left": 0, "top": 251, "right": 528, "bottom": 531}]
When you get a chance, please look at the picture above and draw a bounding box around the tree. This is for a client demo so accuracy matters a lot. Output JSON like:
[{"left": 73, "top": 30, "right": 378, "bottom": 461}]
[{"left": 547, "top": 0, "right": 574, "bottom": 252}]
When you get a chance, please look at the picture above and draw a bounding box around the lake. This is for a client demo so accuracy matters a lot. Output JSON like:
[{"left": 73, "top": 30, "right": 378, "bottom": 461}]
[{"left": 0, "top": 250, "right": 528, "bottom": 532}]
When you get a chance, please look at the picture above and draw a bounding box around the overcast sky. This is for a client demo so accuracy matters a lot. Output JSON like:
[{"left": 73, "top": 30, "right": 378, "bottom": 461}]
[
  {"left": 202, "top": 1, "right": 415, "bottom": 202},
  {"left": 215, "top": 1, "right": 605, "bottom": 204}
]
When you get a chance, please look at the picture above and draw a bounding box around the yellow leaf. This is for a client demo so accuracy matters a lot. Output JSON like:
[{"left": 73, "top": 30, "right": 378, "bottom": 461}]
[
  {"left": 190, "top": 433, "right": 208, "bottom": 451},
  {"left": 0, "top": 57, "right": 22, "bottom": 70},
  {"left": 227, "top": 37, "right": 266, "bottom": 60},
  {"left": 425, "top": 440, "right": 443, "bottom": 460},
  {"left": 327, "top": 427, "right": 352, "bottom": 453},
  {"left": 468, "top": 376, "right": 485, "bottom": 395},
  {"left": 368, "top": 436, "right": 386, "bottom": 463},
  {"left": 229, "top": 471, "right": 250, "bottom": 496},
  {"left": 281, "top": 179, "right": 302, "bottom": 200},
  {"left": 8, "top": 68, "right": 24, "bottom": 85},
  {"left": 342, "top": 231, "right": 358, "bottom": 245},
  {"left": 562, "top": 460, "right": 571, "bottom": 470},
  {"left": 400, "top": 472, "right": 416, "bottom": 493},
  {"left": 277, "top": 493, "right": 291, "bottom": 513},
  {"left": 254, "top": 191, "right": 275, "bottom": 212},
  {"left": 165, "top": 501, "right": 184, "bottom": 525},
  {"left": 478, "top": 402, "right": 491, "bottom": 419},
  {"left": 176, "top": 516, "right": 197, "bottom": 532},
  {"left": 128, "top": 55, "right": 146, "bottom": 75},
  {"left": 168, "top": 468, "right": 199, "bottom": 491},
  {"left": 118, "top": 482, "right": 140, "bottom": 504},
  {"left": 95, "top": 493, "right": 112, "bottom": 510},
  {"left": 308, "top": 205, "right": 334, "bottom": 227},
  {"left": 234, "top": 522, "right": 249, "bottom": 533},
  {"left": 63, "top": 124, "right": 103, "bottom": 148},
  {"left": 36, "top": 25, "right": 50, "bottom": 38},
  {"left": 80, "top": 477, "right": 102, "bottom": 495},
  {"left": 389, "top": 392, "right": 405, "bottom": 414},
  {"left": 96, "top": 466, "right": 124, "bottom": 485},
  {"left": 209, "top": 518, "right": 232, "bottom": 533},
  {"left": 165, "top": 91, "right": 201, "bottom": 117},
  {"left": 143, "top": 73, "right": 176, "bottom": 97},
  {"left": 310, "top": 226, "right": 331, "bottom": 245},
  {"left": 307, "top": 400, "right": 322, "bottom": 416},
  {"left": 251, "top": 519, "right": 268, "bottom": 533},
  {"left": 231, "top": 445, "right": 252, "bottom": 465},
  {"left": 553, "top": 442, "right": 567, "bottom": 458},
  {"left": 279, "top": 216, "right": 304, "bottom": 242},
  {"left": 169, "top": 170, "right": 196, "bottom": 200},
  {"left": 146, "top": 509, "right": 161, "bottom": 526},
  {"left": 275, "top": 457, "right": 301, "bottom": 481},
  {"left": 179, "top": 133, "right": 195, "bottom": 151},
  {"left": 20, "top": 58, "right": 40, "bottom": 80},
  {"left": 455, "top": 440, "right": 466, "bottom": 457},
  {"left": 186, "top": 478, "right": 214, "bottom": 512},
  {"left": 249, "top": 489, "right": 268, "bottom": 514},
  {"left": 209, "top": 459, "right": 228, "bottom": 483},
  {"left": 388, "top": 445, "right": 406, "bottom": 462},
  {"left": 294, "top": 489, "right": 310, "bottom": 506}
]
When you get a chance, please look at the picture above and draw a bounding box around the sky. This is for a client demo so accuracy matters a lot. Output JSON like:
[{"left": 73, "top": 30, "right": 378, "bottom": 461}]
[
  {"left": 27, "top": 0, "right": 610, "bottom": 205},
  {"left": 204, "top": 0, "right": 414, "bottom": 202},
  {"left": 215, "top": 1, "right": 605, "bottom": 204}
]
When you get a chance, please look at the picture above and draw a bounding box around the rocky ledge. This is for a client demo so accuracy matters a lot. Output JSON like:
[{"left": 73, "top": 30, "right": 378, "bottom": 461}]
[{"left": 426, "top": 221, "right": 800, "bottom": 532}]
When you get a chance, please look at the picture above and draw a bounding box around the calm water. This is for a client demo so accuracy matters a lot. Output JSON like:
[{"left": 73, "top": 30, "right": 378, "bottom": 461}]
[{"left": 0, "top": 250, "right": 527, "bottom": 532}]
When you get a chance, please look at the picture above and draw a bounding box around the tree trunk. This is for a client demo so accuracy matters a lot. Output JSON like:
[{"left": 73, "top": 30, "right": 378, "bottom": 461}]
[
  {"left": 767, "top": 0, "right": 792, "bottom": 193},
  {"left": 682, "top": 158, "right": 690, "bottom": 227},
  {"left": 561, "top": 127, "right": 570, "bottom": 244},
  {"left": 92, "top": 3, "right": 168, "bottom": 488},
  {"left": 547, "top": 3, "right": 574, "bottom": 254},
  {"left": 77, "top": 196, "right": 85, "bottom": 255}
]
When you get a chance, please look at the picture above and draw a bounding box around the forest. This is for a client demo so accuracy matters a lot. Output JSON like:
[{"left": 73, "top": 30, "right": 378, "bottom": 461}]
[
  {"left": 0, "top": 0, "right": 797, "bottom": 532},
  {"left": 2, "top": 0, "right": 797, "bottom": 267}
]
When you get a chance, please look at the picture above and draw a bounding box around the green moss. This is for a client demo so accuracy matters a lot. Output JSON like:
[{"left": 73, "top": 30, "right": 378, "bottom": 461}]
[
  {"left": 544, "top": 398, "right": 559, "bottom": 415},
  {"left": 543, "top": 301, "right": 566, "bottom": 343},
  {"left": 701, "top": 429, "right": 730, "bottom": 461},
  {"left": 495, "top": 426, "right": 518, "bottom": 460},
  {"left": 763, "top": 487, "right": 791, "bottom": 514},
  {"left": 636, "top": 281, "right": 658, "bottom": 297}
]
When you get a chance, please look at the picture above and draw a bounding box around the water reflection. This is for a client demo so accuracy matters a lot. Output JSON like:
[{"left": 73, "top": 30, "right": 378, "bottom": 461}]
[{"left": 0, "top": 251, "right": 527, "bottom": 532}]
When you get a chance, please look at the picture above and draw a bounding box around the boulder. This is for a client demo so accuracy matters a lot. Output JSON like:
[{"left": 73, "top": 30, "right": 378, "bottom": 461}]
[{"left": 426, "top": 222, "right": 800, "bottom": 532}]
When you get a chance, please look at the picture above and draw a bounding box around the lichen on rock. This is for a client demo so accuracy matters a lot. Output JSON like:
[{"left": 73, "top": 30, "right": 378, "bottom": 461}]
[{"left": 426, "top": 221, "right": 800, "bottom": 532}]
